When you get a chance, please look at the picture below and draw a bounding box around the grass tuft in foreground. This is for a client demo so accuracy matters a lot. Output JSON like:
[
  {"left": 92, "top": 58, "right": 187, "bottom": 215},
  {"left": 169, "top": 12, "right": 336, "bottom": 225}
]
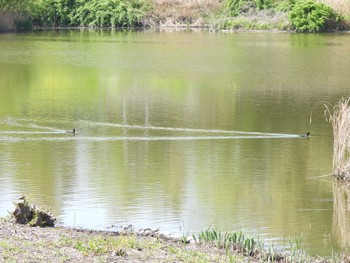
[
  {"left": 194, "top": 228, "right": 256, "bottom": 254},
  {"left": 190, "top": 227, "right": 350, "bottom": 262},
  {"left": 192, "top": 227, "right": 281, "bottom": 261}
]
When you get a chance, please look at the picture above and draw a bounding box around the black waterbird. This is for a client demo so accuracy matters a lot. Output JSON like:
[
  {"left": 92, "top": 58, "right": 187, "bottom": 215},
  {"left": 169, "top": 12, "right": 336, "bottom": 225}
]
[
  {"left": 300, "top": 132, "right": 310, "bottom": 138},
  {"left": 66, "top": 128, "right": 76, "bottom": 135}
]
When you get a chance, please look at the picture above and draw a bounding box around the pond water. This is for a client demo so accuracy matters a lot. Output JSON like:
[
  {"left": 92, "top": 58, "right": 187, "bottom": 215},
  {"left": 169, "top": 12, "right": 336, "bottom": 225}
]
[{"left": 1, "top": 29, "right": 350, "bottom": 256}]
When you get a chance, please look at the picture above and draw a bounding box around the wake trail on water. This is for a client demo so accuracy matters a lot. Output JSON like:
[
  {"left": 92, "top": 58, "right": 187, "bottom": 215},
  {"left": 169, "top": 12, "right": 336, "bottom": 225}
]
[
  {"left": 81, "top": 120, "right": 297, "bottom": 137},
  {"left": 0, "top": 131, "right": 65, "bottom": 135},
  {"left": 0, "top": 118, "right": 303, "bottom": 140},
  {"left": 0, "top": 134, "right": 302, "bottom": 142},
  {"left": 24, "top": 124, "right": 64, "bottom": 132},
  {"left": 0, "top": 118, "right": 65, "bottom": 132}
]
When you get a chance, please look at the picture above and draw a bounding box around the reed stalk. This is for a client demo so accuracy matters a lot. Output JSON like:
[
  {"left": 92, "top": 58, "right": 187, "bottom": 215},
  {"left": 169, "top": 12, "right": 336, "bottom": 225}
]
[
  {"left": 312, "top": 98, "right": 350, "bottom": 180},
  {"left": 329, "top": 98, "right": 350, "bottom": 180}
]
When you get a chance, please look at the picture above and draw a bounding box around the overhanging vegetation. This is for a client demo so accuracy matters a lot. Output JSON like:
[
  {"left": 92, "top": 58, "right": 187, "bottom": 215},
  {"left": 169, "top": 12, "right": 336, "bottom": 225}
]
[{"left": 0, "top": 0, "right": 349, "bottom": 32}]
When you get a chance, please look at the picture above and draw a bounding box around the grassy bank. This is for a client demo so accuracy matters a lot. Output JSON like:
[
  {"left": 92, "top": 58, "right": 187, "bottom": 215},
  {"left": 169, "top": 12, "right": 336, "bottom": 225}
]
[
  {"left": 0, "top": 0, "right": 349, "bottom": 32},
  {"left": 0, "top": 217, "right": 260, "bottom": 263},
  {"left": 0, "top": 196, "right": 349, "bottom": 262},
  {"left": 1, "top": 217, "right": 350, "bottom": 263}
]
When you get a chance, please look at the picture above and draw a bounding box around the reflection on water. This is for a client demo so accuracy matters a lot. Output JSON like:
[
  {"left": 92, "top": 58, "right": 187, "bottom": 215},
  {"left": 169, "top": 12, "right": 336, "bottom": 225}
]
[
  {"left": 333, "top": 180, "right": 350, "bottom": 249},
  {"left": 0, "top": 30, "right": 350, "bottom": 256}
]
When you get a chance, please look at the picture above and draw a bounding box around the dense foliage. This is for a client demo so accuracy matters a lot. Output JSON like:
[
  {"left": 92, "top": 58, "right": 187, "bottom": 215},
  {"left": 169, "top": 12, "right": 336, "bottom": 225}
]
[
  {"left": 0, "top": 0, "right": 348, "bottom": 31},
  {"left": 70, "top": 0, "right": 149, "bottom": 27},
  {"left": 0, "top": 0, "right": 37, "bottom": 14},
  {"left": 224, "top": 0, "right": 345, "bottom": 32},
  {"left": 225, "top": 0, "right": 290, "bottom": 15},
  {"left": 0, "top": 0, "right": 150, "bottom": 27},
  {"left": 33, "top": 0, "right": 75, "bottom": 26},
  {"left": 289, "top": 0, "right": 338, "bottom": 32}
]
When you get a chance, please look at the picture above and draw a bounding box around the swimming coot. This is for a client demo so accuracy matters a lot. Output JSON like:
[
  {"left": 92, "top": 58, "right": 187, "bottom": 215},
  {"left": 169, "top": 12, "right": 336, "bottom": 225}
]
[
  {"left": 66, "top": 128, "right": 76, "bottom": 135},
  {"left": 300, "top": 132, "right": 310, "bottom": 138}
]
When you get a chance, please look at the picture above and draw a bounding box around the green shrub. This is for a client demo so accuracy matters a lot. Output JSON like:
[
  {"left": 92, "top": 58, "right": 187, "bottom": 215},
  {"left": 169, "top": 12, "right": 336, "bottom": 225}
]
[
  {"left": 0, "top": 0, "right": 37, "bottom": 14},
  {"left": 289, "top": 0, "right": 338, "bottom": 32},
  {"left": 255, "top": 0, "right": 276, "bottom": 10},
  {"left": 33, "top": 0, "right": 75, "bottom": 26},
  {"left": 71, "top": 0, "right": 149, "bottom": 27},
  {"left": 226, "top": 0, "right": 256, "bottom": 16},
  {"left": 225, "top": 0, "right": 285, "bottom": 16},
  {"left": 272, "top": 0, "right": 295, "bottom": 12},
  {"left": 30, "top": 0, "right": 150, "bottom": 27}
]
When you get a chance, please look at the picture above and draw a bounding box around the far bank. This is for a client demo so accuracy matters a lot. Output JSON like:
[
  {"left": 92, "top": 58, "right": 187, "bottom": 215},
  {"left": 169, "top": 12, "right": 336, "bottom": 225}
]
[{"left": 0, "top": 0, "right": 349, "bottom": 33}]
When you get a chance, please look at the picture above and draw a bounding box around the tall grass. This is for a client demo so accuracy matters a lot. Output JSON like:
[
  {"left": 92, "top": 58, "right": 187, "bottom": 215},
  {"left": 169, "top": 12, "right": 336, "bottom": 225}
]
[
  {"left": 329, "top": 98, "right": 350, "bottom": 180},
  {"left": 0, "top": 11, "right": 31, "bottom": 31},
  {"left": 312, "top": 98, "right": 350, "bottom": 180},
  {"left": 191, "top": 228, "right": 331, "bottom": 262},
  {"left": 193, "top": 228, "right": 257, "bottom": 255}
]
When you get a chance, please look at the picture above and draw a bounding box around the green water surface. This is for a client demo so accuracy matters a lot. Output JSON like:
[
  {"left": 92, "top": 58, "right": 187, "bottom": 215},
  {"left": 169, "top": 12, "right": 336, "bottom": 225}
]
[{"left": 1, "top": 30, "right": 350, "bottom": 255}]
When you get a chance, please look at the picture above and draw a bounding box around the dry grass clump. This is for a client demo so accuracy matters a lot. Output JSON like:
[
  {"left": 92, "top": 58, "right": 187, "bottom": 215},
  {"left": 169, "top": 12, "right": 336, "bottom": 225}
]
[
  {"left": 12, "top": 196, "right": 56, "bottom": 227},
  {"left": 329, "top": 98, "right": 350, "bottom": 180},
  {"left": 320, "top": 0, "right": 350, "bottom": 17},
  {"left": 0, "top": 11, "right": 24, "bottom": 31},
  {"left": 311, "top": 98, "right": 350, "bottom": 180},
  {"left": 146, "top": 0, "right": 224, "bottom": 27}
]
